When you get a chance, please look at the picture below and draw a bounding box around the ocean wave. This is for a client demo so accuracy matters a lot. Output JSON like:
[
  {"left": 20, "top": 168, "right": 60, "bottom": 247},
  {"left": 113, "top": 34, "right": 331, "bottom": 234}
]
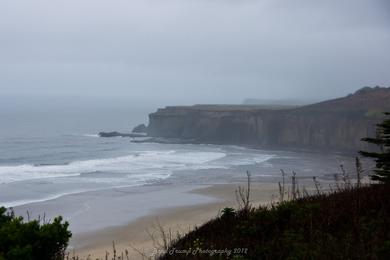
[
  {"left": 222, "top": 154, "right": 275, "bottom": 167},
  {"left": 1, "top": 191, "right": 86, "bottom": 208},
  {"left": 0, "top": 150, "right": 227, "bottom": 184},
  {"left": 1, "top": 183, "right": 143, "bottom": 208},
  {"left": 0, "top": 149, "right": 279, "bottom": 207},
  {"left": 0, "top": 149, "right": 275, "bottom": 186},
  {"left": 82, "top": 134, "right": 99, "bottom": 138}
]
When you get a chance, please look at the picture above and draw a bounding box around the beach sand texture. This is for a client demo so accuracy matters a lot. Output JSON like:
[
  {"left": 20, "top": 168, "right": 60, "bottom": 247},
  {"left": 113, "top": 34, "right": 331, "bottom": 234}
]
[{"left": 73, "top": 183, "right": 279, "bottom": 259}]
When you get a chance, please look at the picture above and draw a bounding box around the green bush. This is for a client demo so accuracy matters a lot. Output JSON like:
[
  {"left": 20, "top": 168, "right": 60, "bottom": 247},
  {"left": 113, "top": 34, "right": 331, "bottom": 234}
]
[
  {"left": 0, "top": 207, "right": 71, "bottom": 260},
  {"left": 221, "top": 207, "right": 236, "bottom": 218}
]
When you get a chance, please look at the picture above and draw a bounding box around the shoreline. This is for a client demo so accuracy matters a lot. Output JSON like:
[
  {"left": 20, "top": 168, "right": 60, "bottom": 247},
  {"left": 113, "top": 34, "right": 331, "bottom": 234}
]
[
  {"left": 72, "top": 182, "right": 279, "bottom": 259},
  {"left": 130, "top": 137, "right": 358, "bottom": 156},
  {"left": 12, "top": 184, "right": 217, "bottom": 235}
]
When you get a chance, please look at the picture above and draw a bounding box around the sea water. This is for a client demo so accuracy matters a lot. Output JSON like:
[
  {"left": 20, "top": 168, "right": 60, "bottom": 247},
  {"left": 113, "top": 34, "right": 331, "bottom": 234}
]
[{"left": 0, "top": 96, "right": 354, "bottom": 232}]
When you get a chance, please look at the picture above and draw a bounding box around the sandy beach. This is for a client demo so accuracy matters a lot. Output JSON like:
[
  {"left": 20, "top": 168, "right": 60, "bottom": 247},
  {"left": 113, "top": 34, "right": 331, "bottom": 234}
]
[{"left": 72, "top": 182, "right": 279, "bottom": 259}]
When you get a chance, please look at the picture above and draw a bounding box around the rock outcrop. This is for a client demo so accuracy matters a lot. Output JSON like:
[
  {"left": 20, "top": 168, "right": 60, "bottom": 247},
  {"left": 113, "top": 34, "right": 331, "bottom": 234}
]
[
  {"left": 147, "top": 87, "right": 390, "bottom": 152},
  {"left": 99, "top": 131, "right": 146, "bottom": 138},
  {"left": 132, "top": 124, "right": 148, "bottom": 133}
]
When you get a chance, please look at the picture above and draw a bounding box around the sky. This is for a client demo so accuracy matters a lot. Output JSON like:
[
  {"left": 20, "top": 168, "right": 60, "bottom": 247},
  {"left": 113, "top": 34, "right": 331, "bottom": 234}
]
[{"left": 0, "top": 0, "right": 389, "bottom": 105}]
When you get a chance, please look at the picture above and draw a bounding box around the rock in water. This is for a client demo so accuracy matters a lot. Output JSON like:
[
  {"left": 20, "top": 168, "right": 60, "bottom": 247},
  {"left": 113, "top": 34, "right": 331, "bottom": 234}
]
[{"left": 98, "top": 131, "right": 146, "bottom": 138}]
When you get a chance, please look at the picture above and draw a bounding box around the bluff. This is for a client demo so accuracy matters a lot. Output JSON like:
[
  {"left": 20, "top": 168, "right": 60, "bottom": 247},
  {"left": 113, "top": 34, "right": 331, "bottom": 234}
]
[{"left": 147, "top": 87, "right": 390, "bottom": 152}]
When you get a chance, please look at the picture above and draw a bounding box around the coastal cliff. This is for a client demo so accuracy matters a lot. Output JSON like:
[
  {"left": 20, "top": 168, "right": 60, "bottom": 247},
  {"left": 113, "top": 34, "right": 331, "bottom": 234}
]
[{"left": 147, "top": 87, "right": 390, "bottom": 152}]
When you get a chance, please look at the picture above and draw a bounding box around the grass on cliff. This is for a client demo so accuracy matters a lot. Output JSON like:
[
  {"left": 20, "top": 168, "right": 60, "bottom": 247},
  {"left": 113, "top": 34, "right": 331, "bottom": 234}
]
[{"left": 159, "top": 184, "right": 390, "bottom": 260}]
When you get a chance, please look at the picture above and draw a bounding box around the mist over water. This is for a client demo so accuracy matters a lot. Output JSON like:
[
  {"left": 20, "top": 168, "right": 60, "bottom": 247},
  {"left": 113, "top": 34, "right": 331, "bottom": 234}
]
[{"left": 0, "top": 95, "right": 154, "bottom": 137}]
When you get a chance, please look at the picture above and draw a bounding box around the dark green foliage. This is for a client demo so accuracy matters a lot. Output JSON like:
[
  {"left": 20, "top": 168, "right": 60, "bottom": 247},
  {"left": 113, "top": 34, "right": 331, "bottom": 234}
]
[
  {"left": 0, "top": 207, "right": 71, "bottom": 260},
  {"left": 160, "top": 185, "right": 390, "bottom": 260},
  {"left": 221, "top": 207, "right": 235, "bottom": 218},
  {"left": 360, "top": 112, "right": 390, "bottom": 183}
]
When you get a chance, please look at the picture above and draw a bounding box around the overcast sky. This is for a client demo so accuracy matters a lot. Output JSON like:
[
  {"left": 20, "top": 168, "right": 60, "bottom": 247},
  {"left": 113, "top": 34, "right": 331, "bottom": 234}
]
[{"left": 0, "top": 0, "right": 389, "bottom": 104}]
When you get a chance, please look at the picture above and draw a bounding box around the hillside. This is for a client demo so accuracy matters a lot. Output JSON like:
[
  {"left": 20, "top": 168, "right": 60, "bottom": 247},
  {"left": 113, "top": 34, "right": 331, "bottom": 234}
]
[
  {"left": 147, "top": 87, "right": 390, "bottom": 152},
  {"left": 160, "top": 184, "right": 390, "bottom": 259},
  {"left": 296, "top": 86, "right": 390, "bottom": 114}
]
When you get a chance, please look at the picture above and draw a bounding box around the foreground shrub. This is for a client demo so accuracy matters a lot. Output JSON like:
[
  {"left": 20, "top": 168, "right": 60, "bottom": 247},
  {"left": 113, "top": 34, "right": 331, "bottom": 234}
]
[{"left": 0, "top": 207, "right": 71, "bottom": 260}]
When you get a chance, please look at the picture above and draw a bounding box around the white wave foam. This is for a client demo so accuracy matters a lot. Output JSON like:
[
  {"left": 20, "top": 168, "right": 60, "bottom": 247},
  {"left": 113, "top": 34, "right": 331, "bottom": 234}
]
[
  {"left": 249, "top": 154, "right": 275, "bottom": 165},
  {"left": 189, "top": 154, "right": 274, "bottom": 170},
  {"left": 82, "top": 134, "right": 99, "bottom": 138},
  {"left": 1, "top": 191, "right": 85, "bottom": 208},
  {"left": 0, "top": 150, "right": 226, "bottom": 184},
  {"left": 1, "top": 183, "right": 142, "bottom": 208},
  {"left": 0, "top": 149, "right": 280, "bottom": 207}
]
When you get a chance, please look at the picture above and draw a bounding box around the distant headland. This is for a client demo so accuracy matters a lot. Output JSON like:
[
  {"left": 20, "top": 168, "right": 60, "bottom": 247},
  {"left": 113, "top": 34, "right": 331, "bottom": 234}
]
[{"left": 103, "top": 86, "right": 390, "bottom": 153}]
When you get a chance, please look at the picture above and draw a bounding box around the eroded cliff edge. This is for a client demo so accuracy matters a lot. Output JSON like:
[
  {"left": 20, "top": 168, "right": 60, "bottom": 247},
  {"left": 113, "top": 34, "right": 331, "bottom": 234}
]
[{"left": 147, "top": 87, "right": 390, "bottom": 152}]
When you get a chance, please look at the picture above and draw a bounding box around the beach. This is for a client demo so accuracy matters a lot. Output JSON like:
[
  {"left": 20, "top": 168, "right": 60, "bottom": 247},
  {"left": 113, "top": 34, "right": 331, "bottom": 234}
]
[{"left": 72, "top": 182, "right": 280, "bottom": 259}]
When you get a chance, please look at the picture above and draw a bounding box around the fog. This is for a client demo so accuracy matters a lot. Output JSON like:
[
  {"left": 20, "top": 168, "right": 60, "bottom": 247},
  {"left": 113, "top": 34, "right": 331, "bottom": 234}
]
[{"left": 0, "top": 0, "right": 389, "bottom": 105}]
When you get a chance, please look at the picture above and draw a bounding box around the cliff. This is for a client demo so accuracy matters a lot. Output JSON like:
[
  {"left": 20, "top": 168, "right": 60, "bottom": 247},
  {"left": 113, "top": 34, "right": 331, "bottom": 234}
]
[{"left": 147, "top": 87, "right": 390, "bottom": 152}]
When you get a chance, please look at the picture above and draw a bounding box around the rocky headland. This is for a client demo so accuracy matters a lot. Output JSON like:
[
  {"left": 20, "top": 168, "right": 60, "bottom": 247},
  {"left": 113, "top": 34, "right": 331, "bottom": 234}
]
[{"left": 145, "top": 87, "right": 390, "bottom": 153}]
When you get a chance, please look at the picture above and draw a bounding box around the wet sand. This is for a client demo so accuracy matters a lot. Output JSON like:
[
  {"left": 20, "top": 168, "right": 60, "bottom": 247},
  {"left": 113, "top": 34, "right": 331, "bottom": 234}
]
[{"left": 72, "top": 183, "right": 279, "bottom": 259}]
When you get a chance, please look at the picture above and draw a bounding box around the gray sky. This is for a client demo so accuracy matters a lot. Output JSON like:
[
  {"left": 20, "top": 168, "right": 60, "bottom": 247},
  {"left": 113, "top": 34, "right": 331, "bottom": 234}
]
[{"left": 0, "top": 0, "right": 389, "bottom": 104}]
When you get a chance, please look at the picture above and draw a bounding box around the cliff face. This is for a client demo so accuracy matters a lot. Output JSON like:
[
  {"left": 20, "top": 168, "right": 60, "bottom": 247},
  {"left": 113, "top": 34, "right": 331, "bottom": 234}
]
[{"left": 148, "top": 87, "right": 390, "bottom": 152}]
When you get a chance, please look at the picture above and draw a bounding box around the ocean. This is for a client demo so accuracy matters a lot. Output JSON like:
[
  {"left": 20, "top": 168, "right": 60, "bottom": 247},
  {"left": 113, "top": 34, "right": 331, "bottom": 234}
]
[{"left": 0, "top": 96, "right": 355, "bottom": 233}]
